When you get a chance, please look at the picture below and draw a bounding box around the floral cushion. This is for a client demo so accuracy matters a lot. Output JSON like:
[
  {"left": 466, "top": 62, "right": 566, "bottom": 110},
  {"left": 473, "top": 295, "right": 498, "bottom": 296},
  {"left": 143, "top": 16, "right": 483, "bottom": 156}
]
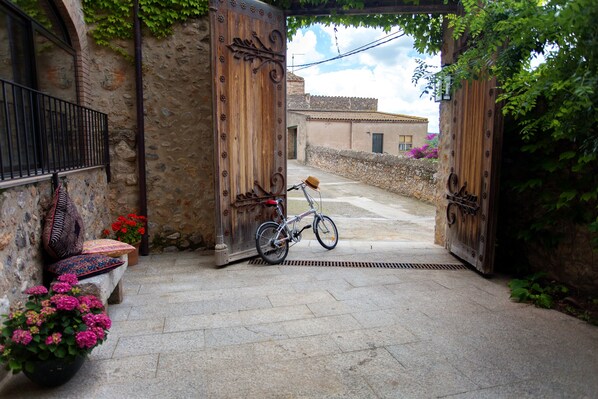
[
  {"left": 46, "top": 254, "right": 125, "bottom": 279},
  {"left": 82, "top": 239, "right": 135, "bottom": 257},
  {"left": 42, "top": 185, "right": 85, "bottom": 260}
]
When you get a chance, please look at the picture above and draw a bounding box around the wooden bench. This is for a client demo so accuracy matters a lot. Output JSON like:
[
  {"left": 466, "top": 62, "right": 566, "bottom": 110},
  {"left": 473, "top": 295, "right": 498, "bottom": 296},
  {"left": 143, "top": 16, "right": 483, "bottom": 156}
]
[{"left": 77, "top": 255, "right": 128, "bottom": 305}]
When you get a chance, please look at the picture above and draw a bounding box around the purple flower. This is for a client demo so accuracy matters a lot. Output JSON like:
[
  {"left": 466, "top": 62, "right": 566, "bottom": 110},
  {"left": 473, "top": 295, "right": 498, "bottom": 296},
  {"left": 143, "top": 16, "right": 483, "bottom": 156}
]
[
  {"left": 57, "top": 274, "right": 79, "bottom": 285},
  {"left": 51, "top": 282, "right": 72, "bottom": 294},
  {"left": 75, "top": 330, "right": 98, "bottom": 349},
  {"left": 11, "top": 329, "right": 33, "bottom": 345},
  {"left": 25, "top": 286, "right": 48, "bottom": 296}
]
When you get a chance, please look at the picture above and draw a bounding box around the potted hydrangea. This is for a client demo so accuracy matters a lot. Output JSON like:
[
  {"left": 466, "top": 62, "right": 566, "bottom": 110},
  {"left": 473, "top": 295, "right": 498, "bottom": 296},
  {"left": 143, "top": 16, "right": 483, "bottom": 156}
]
[{"left": 0, "top": 274, "right": 111, "bottom": 387}]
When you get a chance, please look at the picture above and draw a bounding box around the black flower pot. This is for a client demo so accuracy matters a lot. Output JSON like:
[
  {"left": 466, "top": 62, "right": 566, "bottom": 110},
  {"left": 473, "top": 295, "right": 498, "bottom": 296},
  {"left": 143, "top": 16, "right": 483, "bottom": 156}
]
[{"left": 23, "top": 356, "right": 86, "bottom": 387}]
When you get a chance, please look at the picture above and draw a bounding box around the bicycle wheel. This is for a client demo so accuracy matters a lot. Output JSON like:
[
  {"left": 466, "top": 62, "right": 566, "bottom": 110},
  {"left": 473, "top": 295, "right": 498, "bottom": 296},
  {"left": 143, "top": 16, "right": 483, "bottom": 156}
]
[
  {"left": 314, "top": 215, "right": 338, "bottom": 250},
  {"left": 255, "top": 222, "right": 289, "bottom": 264}
]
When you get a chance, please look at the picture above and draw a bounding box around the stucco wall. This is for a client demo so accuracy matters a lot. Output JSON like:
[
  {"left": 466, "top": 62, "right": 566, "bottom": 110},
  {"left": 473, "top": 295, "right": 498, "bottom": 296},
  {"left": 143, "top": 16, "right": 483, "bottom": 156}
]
[
  {"left": 293, "top": 115, "right": 429, "bottom": 160},
  {"left": 305, "top": 146, "right": 437, "bottom": 204}
]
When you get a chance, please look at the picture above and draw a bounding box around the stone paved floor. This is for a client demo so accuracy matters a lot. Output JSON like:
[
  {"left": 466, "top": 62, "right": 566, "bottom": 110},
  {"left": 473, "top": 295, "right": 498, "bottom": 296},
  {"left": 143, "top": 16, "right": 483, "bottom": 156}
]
[{"left": 1, "top": 242, "right": 598, "bottom": 398}]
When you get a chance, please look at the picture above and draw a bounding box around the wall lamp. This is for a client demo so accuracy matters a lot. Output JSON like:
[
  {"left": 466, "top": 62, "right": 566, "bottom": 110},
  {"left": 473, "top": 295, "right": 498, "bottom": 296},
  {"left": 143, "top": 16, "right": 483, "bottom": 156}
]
[{"left": 434, "top": 67, "right": 452, "bottom": 102}]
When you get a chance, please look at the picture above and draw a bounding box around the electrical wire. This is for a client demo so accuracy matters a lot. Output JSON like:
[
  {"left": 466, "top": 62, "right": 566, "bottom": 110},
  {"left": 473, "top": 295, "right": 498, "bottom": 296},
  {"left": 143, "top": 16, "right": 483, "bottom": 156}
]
[{"left": 293, "top": 29, "right": 407, "bottom": 72}]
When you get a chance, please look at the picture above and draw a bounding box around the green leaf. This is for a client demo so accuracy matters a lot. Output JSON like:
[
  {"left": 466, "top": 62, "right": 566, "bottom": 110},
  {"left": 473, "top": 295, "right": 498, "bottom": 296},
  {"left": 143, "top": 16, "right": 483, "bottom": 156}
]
[
  {"left": 510, "top": 287, "right": 530, "bottom": 302},
  {"left": 536, "top": 294, "right": 553, "bottom": 308},
  {"left": 56, "top": 347, "right": 67, "bottom": 359}
]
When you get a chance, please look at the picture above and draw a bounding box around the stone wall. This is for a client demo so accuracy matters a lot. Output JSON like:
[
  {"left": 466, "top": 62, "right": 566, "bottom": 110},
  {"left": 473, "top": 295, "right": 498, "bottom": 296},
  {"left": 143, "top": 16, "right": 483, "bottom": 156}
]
[
  {"left": 87, "top": 18, "right": 215, "bottom": 251},
  {"left": 310, "top": 96, "right": 377, "bottom": 111},
  {"left": 0, "top": 170, "right": 110, "bottom": 352},
  {"left": 305, "top": 146, "right": 438, "bottom": 204},
  {"left": 288, "top": 94, "right": 378, "bottom": 111}
]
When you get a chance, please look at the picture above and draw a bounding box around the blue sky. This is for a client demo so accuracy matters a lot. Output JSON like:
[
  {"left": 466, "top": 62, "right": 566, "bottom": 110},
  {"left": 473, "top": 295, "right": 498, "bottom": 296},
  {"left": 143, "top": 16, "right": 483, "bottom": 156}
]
[{"left": 286, "top": 25, "right": 441, "bottom": 133}]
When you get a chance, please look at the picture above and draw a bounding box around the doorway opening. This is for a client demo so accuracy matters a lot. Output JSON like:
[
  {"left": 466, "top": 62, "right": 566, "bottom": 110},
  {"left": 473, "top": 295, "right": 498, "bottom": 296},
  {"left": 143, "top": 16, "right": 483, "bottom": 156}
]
[{"left": 285, "top": 25, "right": 440, "bottom": 247}]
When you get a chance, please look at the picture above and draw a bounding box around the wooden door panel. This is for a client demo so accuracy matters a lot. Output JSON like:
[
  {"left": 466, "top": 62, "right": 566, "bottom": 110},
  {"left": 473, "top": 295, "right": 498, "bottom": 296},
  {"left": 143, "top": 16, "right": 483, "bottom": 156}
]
[
  {"left": 447, "top": 79, "right": 502, "bottom": 274},
  {"left": 211, "top": 0, "right": 286, "bottom": 265}
]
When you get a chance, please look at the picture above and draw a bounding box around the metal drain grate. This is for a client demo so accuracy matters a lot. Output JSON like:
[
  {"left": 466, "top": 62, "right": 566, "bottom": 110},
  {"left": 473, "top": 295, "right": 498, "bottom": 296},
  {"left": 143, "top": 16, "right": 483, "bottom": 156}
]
[{"left": 249, "top": 258, "right": 467, "bottom": 270}]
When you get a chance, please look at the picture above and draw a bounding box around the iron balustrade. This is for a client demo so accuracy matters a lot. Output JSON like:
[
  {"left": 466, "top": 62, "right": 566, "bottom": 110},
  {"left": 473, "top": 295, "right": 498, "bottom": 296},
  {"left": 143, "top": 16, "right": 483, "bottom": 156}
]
[{"left": 0, "top": 78, "right": 110, "bottom": 183}]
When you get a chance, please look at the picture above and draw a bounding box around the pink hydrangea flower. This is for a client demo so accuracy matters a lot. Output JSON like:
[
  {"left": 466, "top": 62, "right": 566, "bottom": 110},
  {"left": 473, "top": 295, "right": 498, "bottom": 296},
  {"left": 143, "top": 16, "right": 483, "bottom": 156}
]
[
  {"left": 25, "top": 310, "right": 43, "bottom": 326},
  {"left": 12, "top": 329, "right": 33, "bottom": 345},
  {"left": 82, "top": 313, "right": 111, "bottom": 330},
  {"left": 0, "top": 344, "right": 4, "bottom": 353},
  {"left": 92, "top": 327, "right": 105, "bottom": 340},
  {"left": 51, "top": 294, "right": 79, "bottom": 311},
  {"left": 45, "top": 332, "right": 62, "bottom": 345},
  {"left": 40, "top": 307, "right": 56, "bottom": 317},
  {"left": 82, "top": 313, "right": 95, "bottom": 327},
  {"left": 79, "top": 295, "right": 103, "bottom": 309},
  {"left": 57, "top": 274, "right": 79, "bottom": 285},
  {"left": 25, "top": 286, "right": 48, "bottom": 296},
  {"left": 51, "top": 282, "right": 72, "bottom": 294},
  {"left": 75, "top": 330, "right": 98, "bottom": 349}
]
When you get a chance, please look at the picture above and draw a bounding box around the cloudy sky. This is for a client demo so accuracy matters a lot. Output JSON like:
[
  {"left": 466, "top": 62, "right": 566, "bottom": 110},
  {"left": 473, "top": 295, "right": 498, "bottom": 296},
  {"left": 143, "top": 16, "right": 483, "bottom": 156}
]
[{"left": 286, "top": 25, "right": 441, "bottom": 133}]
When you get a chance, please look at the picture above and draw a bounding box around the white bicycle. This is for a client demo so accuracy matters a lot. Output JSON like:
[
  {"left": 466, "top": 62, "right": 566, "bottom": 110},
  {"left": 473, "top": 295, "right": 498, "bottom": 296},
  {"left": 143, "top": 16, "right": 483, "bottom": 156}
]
[{"left": 255, "top": 176, "right": 338, "bottom": 264}]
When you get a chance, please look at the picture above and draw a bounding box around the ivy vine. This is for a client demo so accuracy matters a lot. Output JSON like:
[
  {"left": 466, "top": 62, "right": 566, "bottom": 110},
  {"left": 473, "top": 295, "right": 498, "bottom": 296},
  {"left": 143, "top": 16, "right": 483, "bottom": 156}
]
[
  {"left": 81, "top": 0, "right": 445, "bottom": 55},
  {"left": 82, "top": 0, "right": 209, "bottom": 58}
]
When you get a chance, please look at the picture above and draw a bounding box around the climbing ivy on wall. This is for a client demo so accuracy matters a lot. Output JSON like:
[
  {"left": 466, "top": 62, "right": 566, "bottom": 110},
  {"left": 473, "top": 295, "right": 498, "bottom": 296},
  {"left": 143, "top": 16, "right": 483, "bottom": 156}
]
[
  {"left": 82, "top": 0, "right": 209, "bottom": 57},
  {"left": 81, "top": 0, "right": 444, "bottom": 55}
]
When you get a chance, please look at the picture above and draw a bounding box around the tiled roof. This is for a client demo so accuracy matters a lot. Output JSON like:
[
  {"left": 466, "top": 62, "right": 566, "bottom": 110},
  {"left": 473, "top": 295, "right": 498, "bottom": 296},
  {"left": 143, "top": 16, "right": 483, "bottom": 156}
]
[{"left": 289, "top": 110, "right": 428, "bottom": 123}]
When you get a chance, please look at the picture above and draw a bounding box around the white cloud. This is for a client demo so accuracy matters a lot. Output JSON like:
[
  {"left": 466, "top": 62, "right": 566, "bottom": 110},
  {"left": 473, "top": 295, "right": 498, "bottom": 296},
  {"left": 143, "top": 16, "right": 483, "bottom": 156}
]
[{"left": 287, "top": 26, "right": 441, "bottom": 133}]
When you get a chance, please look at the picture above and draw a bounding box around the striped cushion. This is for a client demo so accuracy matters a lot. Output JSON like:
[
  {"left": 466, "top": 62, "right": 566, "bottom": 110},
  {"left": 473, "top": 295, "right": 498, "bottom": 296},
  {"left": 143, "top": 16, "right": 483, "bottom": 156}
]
[
  {"left": 42, "top": 185, "right": 85, "bottom": 260},
  {"left": 46, "top": 254, "right": 124, "bottom": 279},
  {"left": 82, "top": 239, "right": 135, "bottom": 257}
]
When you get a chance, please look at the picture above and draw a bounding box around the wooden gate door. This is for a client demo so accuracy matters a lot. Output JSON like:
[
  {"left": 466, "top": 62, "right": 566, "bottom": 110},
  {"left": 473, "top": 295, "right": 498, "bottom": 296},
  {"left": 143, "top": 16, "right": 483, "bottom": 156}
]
[
  {"left": 210, "top": 0, "right": 287, "bottom": 266},
  {"left": 446, "top": 79, "right": 503, "bottom": 274}
]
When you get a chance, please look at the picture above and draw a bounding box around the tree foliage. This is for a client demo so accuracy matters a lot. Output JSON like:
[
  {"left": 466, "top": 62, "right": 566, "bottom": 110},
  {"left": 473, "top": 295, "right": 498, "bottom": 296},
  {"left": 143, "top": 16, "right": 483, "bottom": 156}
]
[{"left": 447, "top": 0, "right": 597, "bottom": 244}]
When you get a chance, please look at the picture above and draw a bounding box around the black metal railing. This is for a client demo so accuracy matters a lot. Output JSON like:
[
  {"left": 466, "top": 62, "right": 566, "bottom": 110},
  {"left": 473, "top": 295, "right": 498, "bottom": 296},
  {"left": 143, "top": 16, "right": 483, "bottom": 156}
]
[{"left": 0, "top": 78, "right": 110, "bottom": 183}]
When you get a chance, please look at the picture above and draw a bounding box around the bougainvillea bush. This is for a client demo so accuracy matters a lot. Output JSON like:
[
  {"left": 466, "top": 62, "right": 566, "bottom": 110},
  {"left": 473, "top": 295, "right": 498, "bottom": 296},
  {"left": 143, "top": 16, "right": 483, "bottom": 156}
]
[
  {"left": 407, "top": 134, "right": 439, "bottom": 159},
  {"left": 0, "top": 274, "right": 111, "bottom": 374}
]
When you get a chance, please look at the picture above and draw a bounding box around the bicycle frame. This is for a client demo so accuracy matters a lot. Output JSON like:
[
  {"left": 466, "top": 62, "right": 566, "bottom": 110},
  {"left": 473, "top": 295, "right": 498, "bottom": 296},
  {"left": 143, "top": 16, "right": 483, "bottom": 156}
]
[
  {"left": 268, "top": 183, "right": 323, "bottom": 247},
  {"left": 256, "top": 177, "right": 338, "bottom": 264}
]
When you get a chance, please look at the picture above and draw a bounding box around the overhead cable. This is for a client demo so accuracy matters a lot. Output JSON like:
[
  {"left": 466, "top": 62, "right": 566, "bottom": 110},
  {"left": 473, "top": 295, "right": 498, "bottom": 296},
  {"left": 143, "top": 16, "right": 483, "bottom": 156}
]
[{"left": 293, "top": 29, "right": 406, "bottom": 71}]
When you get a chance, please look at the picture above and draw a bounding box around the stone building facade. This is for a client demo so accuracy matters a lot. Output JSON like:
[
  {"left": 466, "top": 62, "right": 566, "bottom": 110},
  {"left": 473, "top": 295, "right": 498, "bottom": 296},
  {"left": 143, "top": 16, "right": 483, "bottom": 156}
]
[{"left": 287, "top": 72, "right": 429, "bottom": 161}]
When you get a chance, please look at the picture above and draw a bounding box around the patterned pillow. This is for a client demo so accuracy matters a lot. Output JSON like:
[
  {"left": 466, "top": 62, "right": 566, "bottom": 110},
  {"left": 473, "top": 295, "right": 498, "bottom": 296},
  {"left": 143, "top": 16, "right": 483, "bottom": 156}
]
[
  {"left": 46, "top": 254, "right": 125, "bottom": 279},
  {"left": 42, "top": 185, "right": 85, "bottom": 260},
  {"left": 82, "top": 239, "right": 135, "bottom": 257}
]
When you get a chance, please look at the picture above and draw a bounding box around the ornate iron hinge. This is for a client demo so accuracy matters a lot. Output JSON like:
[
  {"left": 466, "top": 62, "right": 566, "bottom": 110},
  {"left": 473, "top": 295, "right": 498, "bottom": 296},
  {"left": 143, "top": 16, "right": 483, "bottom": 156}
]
[
  {"left": 227, "top": 30, "right": 285, "bottom": 83},
  {"left": 446, "top": 172, "right": 479, "bottom": 226},
  {"left": 232, "top": 172, "right": 285, "bottom": 213}
]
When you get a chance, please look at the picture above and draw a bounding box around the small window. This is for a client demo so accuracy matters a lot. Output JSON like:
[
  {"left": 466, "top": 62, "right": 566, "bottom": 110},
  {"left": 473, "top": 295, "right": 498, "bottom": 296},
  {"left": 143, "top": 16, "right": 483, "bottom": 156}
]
[
  {"left": 399, "top": 135, "right": 413, "bottom": 151},
  {"left": 372, "top": 133, "right": 383, "bottom": 153}
]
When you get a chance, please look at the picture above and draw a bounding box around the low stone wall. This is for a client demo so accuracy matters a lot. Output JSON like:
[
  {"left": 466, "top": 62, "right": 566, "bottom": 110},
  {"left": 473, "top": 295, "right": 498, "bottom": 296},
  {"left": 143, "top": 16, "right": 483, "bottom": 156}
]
[
  {"left": 0, "top": 169, "right": 110, "bottom": 385},
  {"left": 0, "top": 170, "right": 110, "bottom": 321},
  {"left": 305, "top": 146, "right": 438, "bottom": 204}
]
